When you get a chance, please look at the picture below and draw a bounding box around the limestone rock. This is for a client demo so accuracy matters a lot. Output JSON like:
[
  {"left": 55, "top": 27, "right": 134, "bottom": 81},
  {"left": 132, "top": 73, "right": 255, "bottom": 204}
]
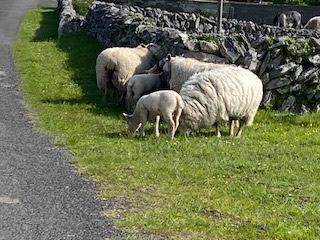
[
  {"left": 265, "top": 77, "right": 293, "bottom": 90},
  {"left": 309, "top": 54, "right": 320, "bottom": 66},
  {"left": 269, "top": 63, "right": 297, "bottom": 80},
  {"left": 199, "top": 40, "right": 219, "bottom": 54},
  {"left": 280, "top": 96, "right": 296, "bottom": 112},
  {"left": 219, "top": 38, "right": 240, "bottom": 64}
]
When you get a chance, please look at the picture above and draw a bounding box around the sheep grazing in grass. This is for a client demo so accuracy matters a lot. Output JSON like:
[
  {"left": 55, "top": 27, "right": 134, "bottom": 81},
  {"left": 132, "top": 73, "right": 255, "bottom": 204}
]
[
  {"left": 96, "top": 43, "right": 163, "bottom": 96},
  {"left": 125, "top": 73, "right": 168, "bottom": 111},
  {"left": 305, "top": 16, "right": 320, "bottom": 30},
  {"left": 274, "top": 11, "right": 301, "bottom": 28},
  {"left": 123, "top": 90, "right": 184, "bottom": 140},
  {"left": 178, "top": 67, "right": 263, "bottom": 138},
  {"left": 162, "top": 55, "right": 230, "bottom": 92}
]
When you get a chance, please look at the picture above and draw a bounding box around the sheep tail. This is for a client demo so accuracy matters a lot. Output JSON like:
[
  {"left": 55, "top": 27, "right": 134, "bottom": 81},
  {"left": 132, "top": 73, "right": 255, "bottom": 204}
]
[{"left": 96, "top": 53, "right": 116, "bottom": 92}]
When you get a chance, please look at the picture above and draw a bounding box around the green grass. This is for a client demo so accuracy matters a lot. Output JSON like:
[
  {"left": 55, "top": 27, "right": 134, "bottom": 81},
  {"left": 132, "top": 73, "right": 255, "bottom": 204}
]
[
  {"left": 14, "top": 8, "right": 320, "bottom": 240},
  {"left": 73, "top": 0, "right": 93, "bottom": 16}
]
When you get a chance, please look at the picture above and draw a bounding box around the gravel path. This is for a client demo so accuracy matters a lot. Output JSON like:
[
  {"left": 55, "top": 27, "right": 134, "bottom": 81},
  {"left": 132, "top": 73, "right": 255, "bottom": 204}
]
[{"left": 0, "top": 1, "right": 120, "bottom": 239}]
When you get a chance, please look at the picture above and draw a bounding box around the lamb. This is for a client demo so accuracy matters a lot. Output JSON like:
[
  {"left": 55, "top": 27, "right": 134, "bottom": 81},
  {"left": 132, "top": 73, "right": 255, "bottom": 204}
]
[
  {"left": 125, "top": 73, "right": 168, "bottom": 111},
  {"left": 162, "top": 55, "right": 230, "bottom": 92},
  {"left": 178, "top": 67, "right": 263, "bottom": 137},
  {"left": 305, "top": 16, "right": 320, "bottom": 30},
  {"left": 96, "top": 43, "right": 163, "bottom": 95},
  {"left": 123, "top": 90, "right": 184, "bottom": 140}
]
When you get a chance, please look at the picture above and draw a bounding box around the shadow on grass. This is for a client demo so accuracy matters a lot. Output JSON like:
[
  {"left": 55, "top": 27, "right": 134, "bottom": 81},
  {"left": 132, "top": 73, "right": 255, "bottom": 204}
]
[
  {"left": 32, "top": 9, "right": 123, "bottom": 119},
  {"left": 33, "top": 9, "right": 60, "bottom": 42}
]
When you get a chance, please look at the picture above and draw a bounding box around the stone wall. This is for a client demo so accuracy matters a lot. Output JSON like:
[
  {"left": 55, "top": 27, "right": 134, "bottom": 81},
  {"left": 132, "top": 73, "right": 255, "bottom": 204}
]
[
  {"left": 57, "top": 0, "right": 85, "bottom": 37},
  {"left": 102, "top": 0, "right": 320, "bottom": 25},
  {"left": 58, "top": 0, "right": 320, "bottom": 112}
]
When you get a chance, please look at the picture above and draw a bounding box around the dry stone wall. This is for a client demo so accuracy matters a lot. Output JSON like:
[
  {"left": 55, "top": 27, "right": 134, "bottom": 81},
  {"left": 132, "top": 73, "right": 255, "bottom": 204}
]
[{"left": 58, "top": 0, "right": 320, "bottom": 113}]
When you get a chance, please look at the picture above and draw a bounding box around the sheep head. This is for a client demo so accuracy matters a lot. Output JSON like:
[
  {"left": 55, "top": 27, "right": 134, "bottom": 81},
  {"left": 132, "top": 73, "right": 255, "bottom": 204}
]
[
  {"left": 146, "top": 43, "right": 165, "bottom": 60},
  {"left": 123, "top": 113, "right": 142, "bottom": 134},
  {"left": 162, "top": 54, "right": 172, "bottom": 83}
]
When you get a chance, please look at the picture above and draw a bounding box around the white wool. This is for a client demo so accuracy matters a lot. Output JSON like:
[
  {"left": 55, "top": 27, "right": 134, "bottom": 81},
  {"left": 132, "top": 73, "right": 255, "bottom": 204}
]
[
  {"left": 163, "top": 56, "right": 231, "bottom": 92},
  {"left": 179, "top": 66, "right": 263, "bottom": 134},
  {"left": 125, "top": 73, "right": 162, "bottom": 111},
  {"left": 96, "top": 44, "right": 162, "bottom": 93},
  {"left": 305, "top": 16, "right": 320, "bottom": 30}
]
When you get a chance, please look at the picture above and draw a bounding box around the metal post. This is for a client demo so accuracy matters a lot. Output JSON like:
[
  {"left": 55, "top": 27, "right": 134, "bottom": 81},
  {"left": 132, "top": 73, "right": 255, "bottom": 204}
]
[{"left": 217, "top": 0, "right": 223, "bottom": 35}]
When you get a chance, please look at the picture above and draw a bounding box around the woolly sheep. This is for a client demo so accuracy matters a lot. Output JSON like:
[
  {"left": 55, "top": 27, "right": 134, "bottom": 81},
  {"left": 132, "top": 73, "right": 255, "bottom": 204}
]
[
  {"left": 96, "top": 43, "right": 163, "bottom": 95},
  {"left": 162, "top": 55, "right": 230, "bottom": 92},
  {"left": 123, "top": 90, "right": 184, "bottom": 140},
  {"left": 305, "top": 16, "right": 320, "bottom": 30},
  {"left": 125, "top": 73, "right": 168, "bottom": 111},
  {"left": 178, "top": 67, "right": 263, "bottom": 137},
  {"left": 274, "top": 11, "right": 301, "bottom": 28}
]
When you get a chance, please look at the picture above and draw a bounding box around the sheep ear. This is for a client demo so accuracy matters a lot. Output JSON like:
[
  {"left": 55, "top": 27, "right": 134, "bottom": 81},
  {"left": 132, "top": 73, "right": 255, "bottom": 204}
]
[
  {"left": 122, "top": 113, "right": 131, "bottom": 119},
  {"left": 139, "top": 43, "right": 147, "bottom": 48},
  {"left": 158, "top": 59, "right": 165, "bottom": 68},
  {"left": 166, "top": 53, "right": 172, "bottom": 61}
]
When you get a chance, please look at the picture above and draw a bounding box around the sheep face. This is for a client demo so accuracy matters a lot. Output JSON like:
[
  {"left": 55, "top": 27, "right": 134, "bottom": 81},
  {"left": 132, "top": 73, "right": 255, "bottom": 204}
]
[
  {"left": 123, "top": 113, "right": 142, "bottom": 134},
  {"left": 146, "top": 43, "right": 164, "bottom": 59},
  {"left": 162, "top": 56, "right": 172, "bottom": 84}
]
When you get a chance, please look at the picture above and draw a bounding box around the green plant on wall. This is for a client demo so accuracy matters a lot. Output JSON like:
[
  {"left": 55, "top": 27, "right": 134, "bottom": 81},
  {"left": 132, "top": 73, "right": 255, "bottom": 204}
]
[
  {"left": 284, "top": 36, "right": 315, "bottom": 62},
  {"left": 197, "top": 33, "right": 222, "bottom": 45},
  {"left": 73, "top": 0, "right": 94, "bottom": 16}
]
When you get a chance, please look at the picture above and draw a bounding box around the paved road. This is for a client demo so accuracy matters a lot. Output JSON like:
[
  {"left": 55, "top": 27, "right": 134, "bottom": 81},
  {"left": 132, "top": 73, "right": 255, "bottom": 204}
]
[{"left": 0, "top": 1, "right": 120, "bottom": 239}]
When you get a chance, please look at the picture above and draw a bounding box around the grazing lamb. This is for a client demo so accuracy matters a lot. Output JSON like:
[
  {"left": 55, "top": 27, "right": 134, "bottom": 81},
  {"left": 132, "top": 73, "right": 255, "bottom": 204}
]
[
  {"left": 125, "top": 73, "right": 168, "bottom": 111},
  {"left": 96, "top": 43, "right": 163, "bottom": 95},
  {"left": 162, "top": 55, "right": 230, "bottom": 92},
  {"left": 305, "top": 16, "right": 320, "bottom": 30},
  {"left": 274, "top": 11, "right": 301, "bottom": 28},
  {"left": 123, "top": 90, "right": 184, "bottom": 140},
  {"left": 178, "top": 67, "right": 263, "bottom": 137}
]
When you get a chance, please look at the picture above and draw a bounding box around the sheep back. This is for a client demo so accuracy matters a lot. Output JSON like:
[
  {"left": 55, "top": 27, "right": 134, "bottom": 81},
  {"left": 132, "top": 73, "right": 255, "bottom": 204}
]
[
  {"left": 166, "top": 56, "right": 229, "bottom": 92},
  {"left": 96, "top": 45, "right": 157, "bottom": 92},
  {"left": 305, "top": 16, "right": 320, "bottom": 30},
  {"left": 179, "top": 67, "right": 263, "bottom": 133},
  {"left": 134, "top": 90, "right": 184, "bottom": 121}
]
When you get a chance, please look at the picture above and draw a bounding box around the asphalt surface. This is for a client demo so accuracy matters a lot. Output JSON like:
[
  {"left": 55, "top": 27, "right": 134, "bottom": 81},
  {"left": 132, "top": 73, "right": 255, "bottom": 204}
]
[{"left": 0, "top": 1, "right": 120, "bottom": 239}]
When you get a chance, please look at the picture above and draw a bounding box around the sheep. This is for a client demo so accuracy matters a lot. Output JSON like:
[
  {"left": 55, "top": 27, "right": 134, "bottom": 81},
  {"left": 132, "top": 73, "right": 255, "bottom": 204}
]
[
  {"left": 125, "top": 73, "right": 168, "bottom": 111},
  {"left": 96, "top": 43, "right": 163, "bottom": 96},
  {"left": 305, "top": 16, "right": 320, "bottom": 30},
  {"left": 162, "top": 55, "right": 231, "bottom": 92},
  {"left": 274, "top": 11, "right": 301, "bottom": 28},
  {"left": 123, "top": 90, "right": 184, "bottom": 140},
  {"left": 178, "top": 67, "right": 263, "bottom": 138}
]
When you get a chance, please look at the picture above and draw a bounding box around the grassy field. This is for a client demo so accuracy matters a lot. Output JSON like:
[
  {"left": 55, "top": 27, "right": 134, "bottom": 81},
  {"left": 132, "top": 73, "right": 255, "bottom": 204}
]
[{"left": 13, "top": 8, "right": 320, "bottom": 240}]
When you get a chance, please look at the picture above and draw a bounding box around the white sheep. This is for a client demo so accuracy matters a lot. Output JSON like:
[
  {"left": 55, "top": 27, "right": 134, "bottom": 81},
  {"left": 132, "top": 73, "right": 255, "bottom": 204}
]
[
  {"left": 162, "top": 55, "right": 230, "bottom": 92},
  {"left": 125, "top": 73, "right": 168, "bottom": 111},
  {"left": 304, "top": 16, "right": 320, "bottom": 30},
  {"left": 123, "top": 90, "right": 184, "bottom": 140},
  {"left": 178, "top": 67, "right": 263, "bottom": 137},
  {"left": 96, "top": 43, "right": 163, "bottom": 95}
]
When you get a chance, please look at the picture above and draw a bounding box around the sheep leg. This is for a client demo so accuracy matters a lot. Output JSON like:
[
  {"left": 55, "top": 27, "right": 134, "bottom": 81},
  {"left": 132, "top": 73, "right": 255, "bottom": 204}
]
[
  {"left": 132, "top": 95, "right": 140, "bottom": 111},
  {"left": 215, "top": 122, "right": 221, "bottom": 138},
  {"left": 229, "top": 120, "right": 235, "bottom": 137},
  {"left": 235, "top": 120, "right": 245, "bottom": 138},
  {"left": 173, "top": 108, "right": 182, "bottom": 132},
  {"left": 166, "top": 117, "right": 176, "bottom": 140},
  {"left": 139, "top": 122, "right": 146, "bottom": 137},
  {"left": 155, "top": 115, "right": 160, "bottom": 137}
]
